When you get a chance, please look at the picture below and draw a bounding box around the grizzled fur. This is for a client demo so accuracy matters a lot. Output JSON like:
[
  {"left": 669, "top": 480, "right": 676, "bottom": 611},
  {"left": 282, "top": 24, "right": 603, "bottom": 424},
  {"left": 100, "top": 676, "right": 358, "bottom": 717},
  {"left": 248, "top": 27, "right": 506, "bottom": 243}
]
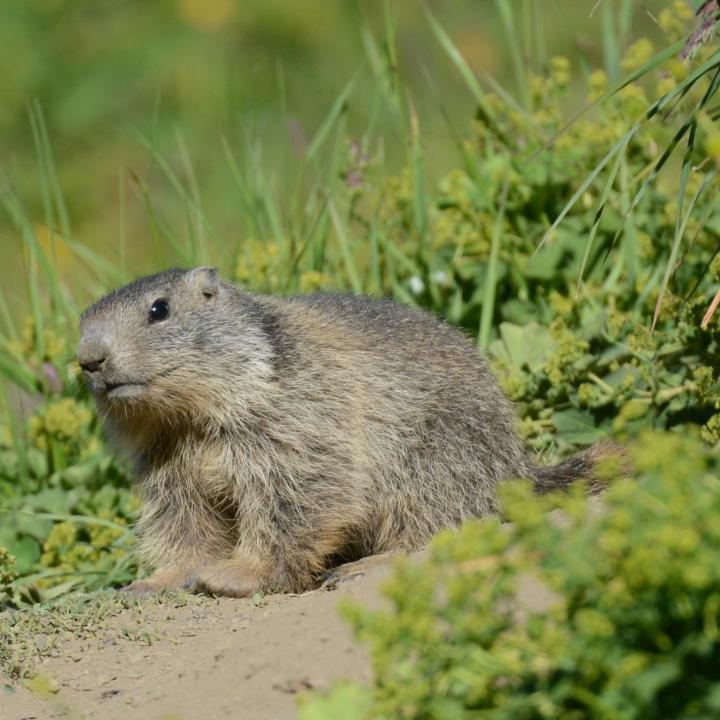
[{"left": 78, "top": 267, "right": 610, "bottom": 597}]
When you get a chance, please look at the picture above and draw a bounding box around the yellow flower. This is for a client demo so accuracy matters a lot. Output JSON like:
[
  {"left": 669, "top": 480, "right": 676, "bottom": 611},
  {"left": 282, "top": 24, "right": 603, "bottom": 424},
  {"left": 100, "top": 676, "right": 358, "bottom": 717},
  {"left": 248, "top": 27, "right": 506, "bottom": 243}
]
[
  {"left": 704, "top": 131, "right": 720, "bottom": 167},
  {"left": 548, "top": 291, "right": 573, "bottom": 316},
  {"left": 617, "top": 84, "right": 647, "bottom": 120},
  {"left": 28, "top": 415, "right": 47, "bottom": 450},
  {"left": 577, "top": 383, "right": 597, "bottom": 407},
  {"left": 659, "top": 2, "right": 692, "bottom": 39},
  {"left": 89, "top": 514, "right": 127, "bottom": 550},
  {"left": 701, "top": 413, "right": 720, "bottom": 444},
  {"left": 299, "top": 271, "right": 329, "bottom": 293},
  {"left": 235, "top": 239, "right": 281, "bottom": 288},
  {"left": 81, "top": 435, "right": 103, "bottom": 459},
  {"left": 620, "top": 39, "right": 654, "bottom": 73},
  {"left": 44, "top": 399, "right": 92, "bottom": 440},
  {"left": 549, "top": 56, "right": 570, "bottom": 89},
  {"left": 16, "top": 317, "right": 67, "bottom": 365},
  {"left": 656, "top": 75, "right": 676, "bottom": 98},
  {"left": 29, "top": 398, "right": 92, "bottom": 451},
  {"left": 587, "top": 70, "right": 608, "bottom": 102},
  {"left": 41, "top": 522, "right": 77, "bottom": 567},
  {"left": 529, "top": 74, "right": 551, "bottom": 105}
]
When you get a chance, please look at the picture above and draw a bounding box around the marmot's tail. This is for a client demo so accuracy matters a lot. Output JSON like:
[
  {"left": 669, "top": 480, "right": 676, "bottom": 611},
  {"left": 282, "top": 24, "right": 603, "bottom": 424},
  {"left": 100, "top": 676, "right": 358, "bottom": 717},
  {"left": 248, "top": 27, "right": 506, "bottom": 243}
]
[{"left": 531, "top": 441, "right": 626, "bottom": 495}]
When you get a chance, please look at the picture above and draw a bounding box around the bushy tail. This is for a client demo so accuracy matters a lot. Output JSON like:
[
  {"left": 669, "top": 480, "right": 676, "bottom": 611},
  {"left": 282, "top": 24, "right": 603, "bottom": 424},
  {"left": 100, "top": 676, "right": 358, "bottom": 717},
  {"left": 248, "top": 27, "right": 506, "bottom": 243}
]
[{"left": 531, "top": 441, "right": 627, "bottom": 495}]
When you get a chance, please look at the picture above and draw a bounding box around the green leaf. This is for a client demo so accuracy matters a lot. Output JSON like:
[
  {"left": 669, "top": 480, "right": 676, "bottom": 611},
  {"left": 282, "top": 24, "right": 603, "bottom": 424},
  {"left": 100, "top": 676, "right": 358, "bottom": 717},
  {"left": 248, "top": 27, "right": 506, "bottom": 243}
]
[
  {"left": 6, "top": 536, "right": 41, "bottom": 573},
  {"left": 490, "top": 322, "right": 555, "bottom": 373},
  {"left": 552, "top": 409, "right": 606, "bottom": 445}
]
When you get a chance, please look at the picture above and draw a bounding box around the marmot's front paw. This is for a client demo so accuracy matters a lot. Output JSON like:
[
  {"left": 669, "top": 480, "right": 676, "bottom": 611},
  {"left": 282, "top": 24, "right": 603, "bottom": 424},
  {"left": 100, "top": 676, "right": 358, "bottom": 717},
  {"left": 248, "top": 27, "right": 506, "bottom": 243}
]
[
  {"left": 121, "top": 578, "right": 168, "bottom": 597},
  {"left": 121, "top": 568, "right": 195, "bottom": 597},
  {"left": 183, "top": 561, "right": 263, "bottom": 598}
]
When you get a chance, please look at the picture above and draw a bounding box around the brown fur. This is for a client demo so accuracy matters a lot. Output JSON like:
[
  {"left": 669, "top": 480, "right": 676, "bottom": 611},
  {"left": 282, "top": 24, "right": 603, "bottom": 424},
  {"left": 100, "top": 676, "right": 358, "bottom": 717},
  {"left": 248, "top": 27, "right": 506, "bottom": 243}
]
[{"left": 78, "top": 267, "right": 617, "bottom": 597}]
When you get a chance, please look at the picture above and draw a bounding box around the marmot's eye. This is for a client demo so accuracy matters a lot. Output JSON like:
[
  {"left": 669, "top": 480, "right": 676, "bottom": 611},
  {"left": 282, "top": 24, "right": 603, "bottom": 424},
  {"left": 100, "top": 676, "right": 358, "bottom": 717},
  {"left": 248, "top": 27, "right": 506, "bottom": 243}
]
[{"left": 149, "top": 299, "right": 170, "bottom": 323}]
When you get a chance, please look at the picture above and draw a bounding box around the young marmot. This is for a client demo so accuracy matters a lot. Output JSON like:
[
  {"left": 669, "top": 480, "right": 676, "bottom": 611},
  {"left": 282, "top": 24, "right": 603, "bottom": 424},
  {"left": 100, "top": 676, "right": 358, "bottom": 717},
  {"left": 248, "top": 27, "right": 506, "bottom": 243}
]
[{"left": 79, "top": 267, "right": 609, "bottom": 597}]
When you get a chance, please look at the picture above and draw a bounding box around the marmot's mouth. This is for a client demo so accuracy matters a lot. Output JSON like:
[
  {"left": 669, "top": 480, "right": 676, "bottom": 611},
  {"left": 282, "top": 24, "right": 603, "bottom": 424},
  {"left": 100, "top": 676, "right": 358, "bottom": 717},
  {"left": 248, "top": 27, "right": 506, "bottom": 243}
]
[
  {"left": 105, "top": 382, "right": 147, "bottom": 400},
  {"left": 94, "top": 366, "right": 180, "bottom": 400}
]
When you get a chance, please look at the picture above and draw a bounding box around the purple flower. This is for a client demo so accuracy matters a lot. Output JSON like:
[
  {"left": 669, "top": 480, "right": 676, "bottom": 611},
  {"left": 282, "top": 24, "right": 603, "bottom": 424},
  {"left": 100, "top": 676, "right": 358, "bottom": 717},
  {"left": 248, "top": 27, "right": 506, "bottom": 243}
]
[{"left": 42, "top": 362, "right": 63, "bottom": 394}]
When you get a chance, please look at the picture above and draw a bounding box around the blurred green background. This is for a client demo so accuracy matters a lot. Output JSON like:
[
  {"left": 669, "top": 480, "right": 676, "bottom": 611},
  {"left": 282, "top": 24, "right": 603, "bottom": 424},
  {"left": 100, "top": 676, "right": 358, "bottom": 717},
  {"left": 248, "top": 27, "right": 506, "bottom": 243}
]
[{"left": 0, "top": 0, "right": 671, "bottom": 310}]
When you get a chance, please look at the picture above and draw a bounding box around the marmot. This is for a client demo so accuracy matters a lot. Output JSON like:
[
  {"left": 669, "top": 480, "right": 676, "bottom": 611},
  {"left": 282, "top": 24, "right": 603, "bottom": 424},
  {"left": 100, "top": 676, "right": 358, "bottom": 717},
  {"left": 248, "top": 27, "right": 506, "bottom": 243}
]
[{"left": 78, "top": 267, "right": 610, "bottom": 597}]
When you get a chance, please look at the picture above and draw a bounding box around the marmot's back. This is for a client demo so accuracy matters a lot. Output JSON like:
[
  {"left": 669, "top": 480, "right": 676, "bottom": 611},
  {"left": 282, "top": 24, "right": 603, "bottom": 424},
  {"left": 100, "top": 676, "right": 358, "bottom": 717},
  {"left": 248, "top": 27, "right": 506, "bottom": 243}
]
[
  {"left": 286, "top": 292, "right": 475, "bottom": 353},
  {"left": 277, "top": 292, "right": 502, "bottom": 406}
]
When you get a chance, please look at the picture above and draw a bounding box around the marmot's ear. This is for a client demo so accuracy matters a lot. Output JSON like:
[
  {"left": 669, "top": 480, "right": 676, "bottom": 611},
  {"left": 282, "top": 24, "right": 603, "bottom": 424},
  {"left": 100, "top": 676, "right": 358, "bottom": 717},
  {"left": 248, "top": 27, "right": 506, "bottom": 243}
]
[{"left": 187, "top": 266, "right": 219, "bottom": 299}]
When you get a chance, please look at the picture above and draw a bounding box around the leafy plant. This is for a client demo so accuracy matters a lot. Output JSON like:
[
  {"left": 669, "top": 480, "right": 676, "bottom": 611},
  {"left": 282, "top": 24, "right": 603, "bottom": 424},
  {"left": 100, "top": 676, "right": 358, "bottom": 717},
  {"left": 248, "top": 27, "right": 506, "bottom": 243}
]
[
  {"left": 0, "top": 316, "right": 138, "bottom": 601},
  {"left": 300, "top": 431, "right": 720, "bottom": 719}
]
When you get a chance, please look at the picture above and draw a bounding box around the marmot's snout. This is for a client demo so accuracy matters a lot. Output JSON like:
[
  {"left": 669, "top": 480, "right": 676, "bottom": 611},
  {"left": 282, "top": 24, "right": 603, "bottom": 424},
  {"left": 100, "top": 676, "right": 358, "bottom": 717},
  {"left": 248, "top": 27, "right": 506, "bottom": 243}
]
[
  {"left": 78, "top": 332, "right": 109, "bottom": 376},
  {"left": 78, "top": 328, "right": 148, "bottom": 401}
]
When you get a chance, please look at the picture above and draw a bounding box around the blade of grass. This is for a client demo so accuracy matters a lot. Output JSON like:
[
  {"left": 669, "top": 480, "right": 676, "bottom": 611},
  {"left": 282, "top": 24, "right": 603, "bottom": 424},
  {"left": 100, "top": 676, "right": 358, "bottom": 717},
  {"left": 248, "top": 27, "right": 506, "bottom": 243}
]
[
  {"left": 539, "top": 124, "right": 641, "bottom": 252},
  {"left": 306, "top": 74, "right": 357, "bottom": 163},
  {"left": 652, "top": 127, "right": 714, "bottom": 332},
  {"left": 328, "top": 199, "right": 362, "bottom": 294},
  {"left": 0, "top": 354, "right": 37, "bottom": 394},
  {"left": 138, "top": 132, "right": 215, "bottom": 262},
  {"left": 494, "top": 0, "right": 530, "bottom": 107},
  {"left": 408, "top": 96, "right": 427, "bottom": 244},
  {"left": 479, "top": 172, "right": 510, "bottom": 350},
  {"left": 619, "top": 154, "right": 639, "bottom": 283},
  {"left": 601, "top": 0, "right": 620, "bottom": 83},
  {"left": 28, "top": 103, "right": 68, "bottom": 330},
  {"left": 609, "top": 66, "right": 720, "bottom": 250},
  {"left": 118, "top": 168, "right": 128, "bottom": 278},
  {"left": 221, "top": 135, "right": 265, "bottom": 242},
  {"left": 126, "top": 167, "right": 192, "bottom": 267},
  {"left": 382, "top": 0, "right": 404, "bottom": 117},
  {"left": 2, "top": 383, "right": 30, "bottom": 483},
  {"left": 575, "top": 136, "right": 628, "bottom": 296},
  {"left": 3, "top": 193, "right": 46, "bottom": 363},
  {"left": 286, "top": 195, "right": 330, "bottom": 282},
  {"left": 681, "top": 188, "right": 720, "bottom": 300},
  {"left": 175, "top": 128, "right": 211, "bottom": 265},
  {"left": 360, "top": 13, "right": 401, "bottom": 124},
  {"left": 0, "top": 273, "right": 19, "bottom": 340},
  {"left": 0, "top": 509, "right": 134, "bottom": 533},
  {"left": 30, "top": 101, "right": 73, "bottom": 246},
  {"left": 423, "top": 5, "right": 508, "bottom": 143}
]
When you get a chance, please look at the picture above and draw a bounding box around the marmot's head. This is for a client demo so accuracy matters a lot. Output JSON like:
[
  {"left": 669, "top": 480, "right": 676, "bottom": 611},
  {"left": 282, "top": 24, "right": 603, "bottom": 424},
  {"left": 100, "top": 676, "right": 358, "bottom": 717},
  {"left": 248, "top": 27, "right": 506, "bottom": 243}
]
[{"left": 78, "top": 267, "right": 272, "bottom": 426}]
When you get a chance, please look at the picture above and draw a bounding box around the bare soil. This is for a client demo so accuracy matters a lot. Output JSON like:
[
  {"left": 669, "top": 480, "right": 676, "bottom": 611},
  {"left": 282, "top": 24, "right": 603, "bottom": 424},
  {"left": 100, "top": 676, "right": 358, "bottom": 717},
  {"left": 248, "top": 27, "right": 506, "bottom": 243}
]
[{"left": 1, "top": 559, "right": 394, "bottom": 720}]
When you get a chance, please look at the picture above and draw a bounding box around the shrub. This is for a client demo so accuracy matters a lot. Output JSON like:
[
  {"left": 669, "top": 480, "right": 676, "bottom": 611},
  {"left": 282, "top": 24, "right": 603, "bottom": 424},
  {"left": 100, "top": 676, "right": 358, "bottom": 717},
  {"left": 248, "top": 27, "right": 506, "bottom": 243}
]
[
  {"left": 301, "top": 431, "right": 720, "bottom": 719},
  {"left": 0, "top": 548, "right": 17, "bottom": 609},
  {"left": 0, "top": 317, "right": 138, "bottom": 602},
  {"left": 406, "top": 16, "right": 720, "bottom": 455}
]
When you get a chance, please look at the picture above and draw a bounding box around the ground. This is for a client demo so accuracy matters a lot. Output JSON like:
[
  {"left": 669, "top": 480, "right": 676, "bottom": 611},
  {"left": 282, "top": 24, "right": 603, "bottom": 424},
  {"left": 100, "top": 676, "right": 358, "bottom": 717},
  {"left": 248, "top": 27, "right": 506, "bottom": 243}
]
[
  {"left": 1, "top": 546, "right": 557, "bottom": 720},
  {"left": 1, "top": 559, "right": 393, "bottom": 720}
]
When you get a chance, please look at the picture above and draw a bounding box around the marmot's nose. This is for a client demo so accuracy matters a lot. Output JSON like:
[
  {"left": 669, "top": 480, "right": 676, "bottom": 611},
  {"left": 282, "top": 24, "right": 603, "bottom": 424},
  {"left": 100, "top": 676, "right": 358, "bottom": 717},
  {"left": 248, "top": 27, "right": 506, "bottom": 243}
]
[
  {"left": 80, "top": 356, "right": 105, "bottom": 374},
  {"left": 78, "top": 335, "right": 110, "bottom": 374}
]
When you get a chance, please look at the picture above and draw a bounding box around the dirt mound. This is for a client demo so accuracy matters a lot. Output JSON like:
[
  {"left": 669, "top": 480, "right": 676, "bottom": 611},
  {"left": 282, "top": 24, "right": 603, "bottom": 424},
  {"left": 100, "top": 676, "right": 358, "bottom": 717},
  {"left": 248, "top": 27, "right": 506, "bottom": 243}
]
[{"left": 2, "top": 559, "right": 393, "bottom": 720}]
